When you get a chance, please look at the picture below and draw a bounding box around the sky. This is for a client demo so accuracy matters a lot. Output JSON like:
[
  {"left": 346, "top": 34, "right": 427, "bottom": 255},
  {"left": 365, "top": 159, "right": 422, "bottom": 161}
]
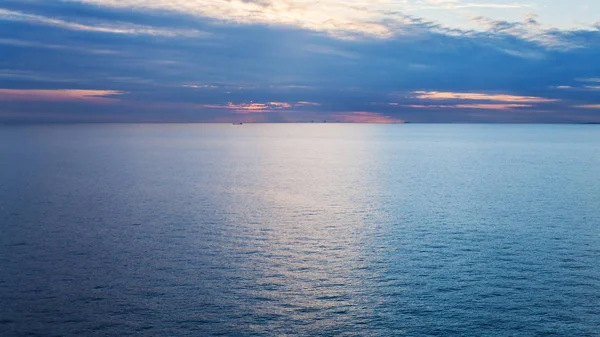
[{"left": 0, "top": 0, "right": 599, "bottom": 123}]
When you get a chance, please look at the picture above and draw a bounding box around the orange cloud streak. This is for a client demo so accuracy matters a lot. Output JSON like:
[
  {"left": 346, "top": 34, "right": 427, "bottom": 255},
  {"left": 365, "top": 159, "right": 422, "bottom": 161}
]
[
  {"left": 407, "top": 104, "right": 531, "bottom": 110},
  {"left": 413, "top": 91, "right": 557, "bottom": 103}
]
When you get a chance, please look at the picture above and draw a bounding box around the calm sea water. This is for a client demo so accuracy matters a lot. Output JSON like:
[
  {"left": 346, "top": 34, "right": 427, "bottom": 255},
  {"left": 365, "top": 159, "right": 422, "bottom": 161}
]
[{"left": 0, "top": 124, "right": 599, "bottom": 336}]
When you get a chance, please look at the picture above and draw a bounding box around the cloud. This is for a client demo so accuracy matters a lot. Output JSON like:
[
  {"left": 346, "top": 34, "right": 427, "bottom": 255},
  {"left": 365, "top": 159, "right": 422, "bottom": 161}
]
[
  {"left": 202, "top": 103, "right": 270, "bottom": 114},
  {"left": 201, "top": 101, "right": 296, "bottom": 114},
  {"left": 295, "top": 101, "right": 321, "bottom": 107},
  {"left": 0, "top": 8, "right": 206, "bottom": 37},
  {"left": 471, "top": 16, "right": 563, "bottom": 49},
  {"left": 412, "top": 91, "right": 558, "bottom": 103},
  {"left": 0, "top": 38, "right": 119, "bottom": 54},
  {"left": 65, "top": 0, "right": 409, "bottom": 39},
  {"left": 407, "top": 104, "right": 532, "bottom": 111},
  {"left": 269, "top": 101, "right": 292, "bottom": 108},
  {"left": 182, "top": 84, "right": 218, "bottom": 89},
  {"left": 201, "top": 101, "right": 325, "bottom": 114},
  {"left": 1, "top": 1, "right": 599, "bottom": 123},
  {"left": 573, "top": 104, "right": 600, "bottom": 109},
  {"left": 56, "top": 0, "right": 600, "bottom": 49},
  {"left": 0, "top": 89, "right": 122, "bottom": 103}
]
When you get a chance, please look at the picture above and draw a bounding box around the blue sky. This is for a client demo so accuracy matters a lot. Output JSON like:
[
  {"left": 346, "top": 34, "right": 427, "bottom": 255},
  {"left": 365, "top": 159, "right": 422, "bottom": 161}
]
[{"left": 1, "top": 0, "right": 599, "bottom": 123}]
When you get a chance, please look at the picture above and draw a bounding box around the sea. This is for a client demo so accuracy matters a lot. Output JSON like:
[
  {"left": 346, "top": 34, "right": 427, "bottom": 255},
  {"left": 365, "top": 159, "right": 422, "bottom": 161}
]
[{"left": 0, "top": 124, "right": 599, "bottom": 336}]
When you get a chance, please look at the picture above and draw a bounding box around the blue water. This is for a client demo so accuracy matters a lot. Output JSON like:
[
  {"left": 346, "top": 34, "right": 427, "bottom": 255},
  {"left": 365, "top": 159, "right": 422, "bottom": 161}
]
[{"left": 1, "top": 124, "right": 599, "bottom": 336}]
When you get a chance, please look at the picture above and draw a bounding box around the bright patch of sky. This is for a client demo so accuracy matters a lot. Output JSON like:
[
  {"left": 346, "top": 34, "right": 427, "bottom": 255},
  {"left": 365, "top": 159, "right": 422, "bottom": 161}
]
[
  {"left": 67, "top": 0, "right": 600, "bottom": 38},
  {"left": 408, "top": 0, "right": 599, "bottom": 30}
]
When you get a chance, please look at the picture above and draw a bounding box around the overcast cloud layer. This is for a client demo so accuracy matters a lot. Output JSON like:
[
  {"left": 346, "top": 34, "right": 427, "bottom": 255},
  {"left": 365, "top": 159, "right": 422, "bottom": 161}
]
[{"left": 1, "top": 0, "right": 599, "bottom": 123}]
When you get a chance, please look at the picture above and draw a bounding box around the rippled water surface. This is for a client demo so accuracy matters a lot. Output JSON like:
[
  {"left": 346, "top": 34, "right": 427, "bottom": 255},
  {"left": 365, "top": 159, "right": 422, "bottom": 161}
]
[{"left": 1, "top": 124, "right": 599, "bottom": 336}]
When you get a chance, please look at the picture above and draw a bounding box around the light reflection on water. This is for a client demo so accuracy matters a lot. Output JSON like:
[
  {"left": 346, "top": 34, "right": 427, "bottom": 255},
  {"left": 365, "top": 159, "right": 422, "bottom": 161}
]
[
  {"left": 0, "top": 124, "right": 599, "bottom": 335},
  {"left": 209, "top": 125, "right": 383, "bottom": 334}
]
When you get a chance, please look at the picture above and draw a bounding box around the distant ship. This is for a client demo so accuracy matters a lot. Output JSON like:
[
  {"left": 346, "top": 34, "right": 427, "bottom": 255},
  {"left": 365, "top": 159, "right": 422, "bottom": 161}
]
[{"left": 232, "top": 123, "right": 243, "bottom": 125}]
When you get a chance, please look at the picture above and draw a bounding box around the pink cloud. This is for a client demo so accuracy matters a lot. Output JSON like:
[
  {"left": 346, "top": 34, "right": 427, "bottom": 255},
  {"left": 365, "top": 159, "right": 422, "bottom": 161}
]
[
  {"left": 269, "top": 102, "right": 292, "bottom": 108},
  {"left": 0, "top": 89, "right": 122, "bottom": 103}
]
